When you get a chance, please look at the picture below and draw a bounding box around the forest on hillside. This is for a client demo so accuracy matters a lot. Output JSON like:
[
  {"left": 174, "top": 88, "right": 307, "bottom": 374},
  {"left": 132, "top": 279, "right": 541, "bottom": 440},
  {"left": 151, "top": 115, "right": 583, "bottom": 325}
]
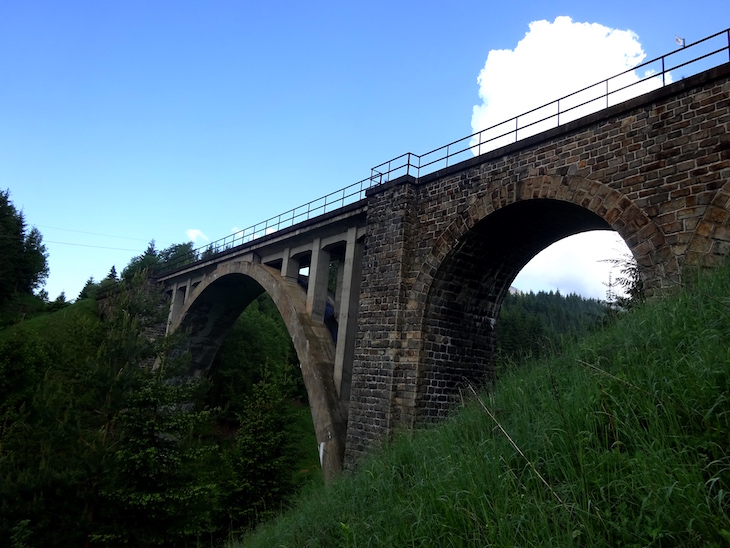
[
  {"left": 0, "top": 189, "right": 622, "bottom": 546},
  {"left": 497, "top": 289, "right": 607, "bottom": 362}
]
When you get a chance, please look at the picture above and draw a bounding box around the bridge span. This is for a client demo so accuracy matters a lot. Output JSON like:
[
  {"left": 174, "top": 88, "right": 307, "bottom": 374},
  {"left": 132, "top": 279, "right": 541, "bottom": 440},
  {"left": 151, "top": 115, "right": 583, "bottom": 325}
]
[{"left": 156, "top": 36, "right": 730, "bottom": 479}]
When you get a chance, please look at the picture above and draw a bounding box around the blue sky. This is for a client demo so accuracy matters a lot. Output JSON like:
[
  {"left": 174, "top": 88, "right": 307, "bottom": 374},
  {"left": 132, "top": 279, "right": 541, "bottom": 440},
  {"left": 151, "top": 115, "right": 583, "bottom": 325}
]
[{"left": 2, "top": 1, "right": 728, "bottom": 301}]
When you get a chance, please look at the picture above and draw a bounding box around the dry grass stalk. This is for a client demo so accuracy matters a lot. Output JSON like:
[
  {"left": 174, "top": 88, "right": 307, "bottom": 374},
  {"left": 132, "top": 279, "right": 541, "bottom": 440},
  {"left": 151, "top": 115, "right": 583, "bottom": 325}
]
[{"left": 466, "top": 382, "right": 564, "bottom": 505}]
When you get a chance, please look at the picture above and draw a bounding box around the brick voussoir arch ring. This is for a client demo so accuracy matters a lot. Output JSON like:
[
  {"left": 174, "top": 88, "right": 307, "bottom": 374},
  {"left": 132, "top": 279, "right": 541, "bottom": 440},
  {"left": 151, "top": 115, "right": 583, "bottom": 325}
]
[
  {"left": 170, "top": 261, "right": 345, "bottom": 481},
  {"left": 686, "top": 179, "right": 730, "bottom": 265},
  {"left": 408, "top": 174, "right": 674, "bottom": 325}
]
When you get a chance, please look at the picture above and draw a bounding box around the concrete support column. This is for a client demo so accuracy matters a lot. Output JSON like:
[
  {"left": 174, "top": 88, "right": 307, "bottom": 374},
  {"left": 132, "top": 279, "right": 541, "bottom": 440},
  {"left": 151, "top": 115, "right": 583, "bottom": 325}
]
[
  {"left": 281, "top": 247, "right": 300, "bottom": 280},
  {"left": 334, "top": 227, "right": 363, "bottom": 402},
  {"left": 334, "top": 258, "right": 345, "bottom": 321},
  {"left": 166, "top": 283, "right": 187, "bottom": 334},
  {"left": 306, "top": 238, "right": 330, "bottom": 322}
]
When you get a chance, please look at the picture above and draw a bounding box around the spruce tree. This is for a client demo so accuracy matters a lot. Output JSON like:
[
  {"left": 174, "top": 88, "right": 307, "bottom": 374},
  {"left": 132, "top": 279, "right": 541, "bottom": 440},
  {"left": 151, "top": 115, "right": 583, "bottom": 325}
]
[{"left": 0, "top": 190, "right": 48, "bottom": 305}]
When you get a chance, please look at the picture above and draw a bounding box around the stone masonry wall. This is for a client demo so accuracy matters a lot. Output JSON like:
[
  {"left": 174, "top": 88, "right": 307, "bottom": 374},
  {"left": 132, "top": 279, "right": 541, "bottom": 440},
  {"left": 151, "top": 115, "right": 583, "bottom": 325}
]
[{"left": 345, "top": 64, "right": 730, "bottom": 468}]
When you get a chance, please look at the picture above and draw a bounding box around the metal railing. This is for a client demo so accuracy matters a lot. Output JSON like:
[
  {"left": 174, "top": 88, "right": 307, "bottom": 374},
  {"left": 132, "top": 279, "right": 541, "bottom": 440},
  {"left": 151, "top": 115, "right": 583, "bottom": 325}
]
[
  {"left": 156, "top": 27, "right": 730, "bottom": 276},
  {"left": 371, "top": 27, "right": 730, "bottom": 182},
  {"left": 156, "top": 175, "right": 379, "bottom": 273}
]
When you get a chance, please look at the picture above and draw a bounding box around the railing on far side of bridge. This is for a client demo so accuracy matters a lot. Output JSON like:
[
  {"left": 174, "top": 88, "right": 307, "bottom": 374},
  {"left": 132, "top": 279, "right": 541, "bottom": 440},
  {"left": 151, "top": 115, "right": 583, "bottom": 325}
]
[
  {"left": 156, "top": 27, "right": 730, "bottom": 277},
  {"left": 156, "top": 174, "right": 379, "bottom": 274}
]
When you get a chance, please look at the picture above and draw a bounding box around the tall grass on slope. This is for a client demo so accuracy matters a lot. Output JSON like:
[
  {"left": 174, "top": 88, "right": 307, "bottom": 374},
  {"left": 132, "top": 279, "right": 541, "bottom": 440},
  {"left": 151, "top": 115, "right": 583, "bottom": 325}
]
[{"left": 236, "top": 264, "right": 730, "bottom": 547}]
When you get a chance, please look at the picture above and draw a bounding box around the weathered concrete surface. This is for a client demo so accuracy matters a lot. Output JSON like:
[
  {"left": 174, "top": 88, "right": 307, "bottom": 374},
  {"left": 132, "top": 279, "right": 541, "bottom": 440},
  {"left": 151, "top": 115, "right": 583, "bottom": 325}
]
[{"left": 169, "top": 261, "right": 346, "bottom": 482}]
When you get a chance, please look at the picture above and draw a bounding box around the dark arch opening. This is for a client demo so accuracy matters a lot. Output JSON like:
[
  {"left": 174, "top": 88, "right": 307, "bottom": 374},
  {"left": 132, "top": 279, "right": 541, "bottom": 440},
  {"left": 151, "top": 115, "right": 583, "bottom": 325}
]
[
  {"left": 172, "top": 264, "right": 345, "bottom": 481},
  {"left": 417, "top": 199, "right": 612, "bottom": 421},
  {"left": 179, "top": 273, "right": 266, "bottom": 377}
]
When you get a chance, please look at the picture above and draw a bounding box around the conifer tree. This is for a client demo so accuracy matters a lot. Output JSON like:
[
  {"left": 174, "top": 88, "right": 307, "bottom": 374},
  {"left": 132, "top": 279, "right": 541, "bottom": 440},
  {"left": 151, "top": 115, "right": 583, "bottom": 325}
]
[{"left": 0, "top": 190, "right": 48, "bottom": 305}]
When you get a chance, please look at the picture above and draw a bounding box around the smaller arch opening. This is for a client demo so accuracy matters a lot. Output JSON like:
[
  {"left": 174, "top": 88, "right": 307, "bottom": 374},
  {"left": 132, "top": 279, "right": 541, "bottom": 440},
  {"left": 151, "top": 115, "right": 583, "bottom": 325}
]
[
  {"left": 417, "top": 199, "right": 635, "bottom": 422},
  {"left": 179, "top": 273, "right": 266, "bottom": 376},
  {"left": 174, "top": 272, "right": 327, "bottom": 488},
  {"left": 171, "top": 263, "right": 345, "bottom": 482}
]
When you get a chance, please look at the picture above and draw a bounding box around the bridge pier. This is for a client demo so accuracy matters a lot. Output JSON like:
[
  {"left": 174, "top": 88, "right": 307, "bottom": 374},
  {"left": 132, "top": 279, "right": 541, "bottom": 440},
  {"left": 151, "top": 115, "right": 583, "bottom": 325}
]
[{"left": 334, "top": 226, "right": 363, "bottom": 405}]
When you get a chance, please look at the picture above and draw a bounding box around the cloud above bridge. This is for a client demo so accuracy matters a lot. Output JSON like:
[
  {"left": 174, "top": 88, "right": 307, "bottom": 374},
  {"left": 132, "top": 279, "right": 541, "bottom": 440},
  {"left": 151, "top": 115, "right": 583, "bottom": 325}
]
[
  {"left": 186, "top": 228, "right": 209, "bottom": 243},
  {"left": 470, "top": 16, "right": 669, "bottom": 152}
]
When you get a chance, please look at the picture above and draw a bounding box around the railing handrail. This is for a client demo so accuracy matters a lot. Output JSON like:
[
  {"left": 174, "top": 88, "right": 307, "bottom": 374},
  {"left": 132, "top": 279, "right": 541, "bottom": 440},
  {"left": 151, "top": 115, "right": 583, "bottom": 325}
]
[{"left": 155, "top": 27, "right": 730, "bottom": 277}]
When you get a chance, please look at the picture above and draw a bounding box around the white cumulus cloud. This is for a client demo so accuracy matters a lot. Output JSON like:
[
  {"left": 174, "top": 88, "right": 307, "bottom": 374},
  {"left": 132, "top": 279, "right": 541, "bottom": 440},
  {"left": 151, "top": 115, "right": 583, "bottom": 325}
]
[
  {"left": 186, "top": 229, "right": 209, "bottom": 243},
  {"left": 471, "top": 16, "right": 668, "bottom": 153}
]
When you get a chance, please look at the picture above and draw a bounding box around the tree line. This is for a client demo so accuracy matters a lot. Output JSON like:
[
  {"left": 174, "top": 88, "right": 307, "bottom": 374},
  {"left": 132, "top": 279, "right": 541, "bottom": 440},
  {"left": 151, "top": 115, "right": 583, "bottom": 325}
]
[{"left": 496, "top": 289, "right": 608, "bottom": 363}]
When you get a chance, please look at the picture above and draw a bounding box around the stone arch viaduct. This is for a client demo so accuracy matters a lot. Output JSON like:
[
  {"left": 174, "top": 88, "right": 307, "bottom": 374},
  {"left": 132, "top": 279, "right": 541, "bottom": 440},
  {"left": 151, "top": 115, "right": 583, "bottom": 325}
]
[{"left": 158, "top": 62, "right": 730, "bottom": 479}]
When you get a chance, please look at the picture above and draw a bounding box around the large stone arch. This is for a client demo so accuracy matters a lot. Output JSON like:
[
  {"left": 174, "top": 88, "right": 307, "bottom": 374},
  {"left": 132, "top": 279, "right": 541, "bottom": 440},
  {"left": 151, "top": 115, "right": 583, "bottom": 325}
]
[
  {"left": 169, "top": 261, "right": 346, "bottom": 481},
  {"left": 408, "top": 174, "right": 674, "bottom": 422}
]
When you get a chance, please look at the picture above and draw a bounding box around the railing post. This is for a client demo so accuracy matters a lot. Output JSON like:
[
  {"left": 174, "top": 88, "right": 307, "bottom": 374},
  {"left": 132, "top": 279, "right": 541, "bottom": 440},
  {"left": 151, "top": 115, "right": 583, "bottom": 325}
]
[
  {"left": 515, "top": 116, "right": 518, "bottom": 142},
  {"left": 606, "top": 79, "right": 609, "bottom": 108},
  {"left": 445, "top": 144, "right": 449, "bottom": 168},
  {"left": 662, "top": 57, "right": 665, "bottom": 87},
  {"left": 557, "top": 99, "right": 560, "bottom": 126}
]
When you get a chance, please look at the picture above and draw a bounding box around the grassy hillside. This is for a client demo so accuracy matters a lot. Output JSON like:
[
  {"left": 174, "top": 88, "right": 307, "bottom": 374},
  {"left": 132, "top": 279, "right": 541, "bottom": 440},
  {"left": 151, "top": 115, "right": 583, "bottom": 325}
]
[{"left": 236, "top": 263, "right": 730, "bottom": 547}]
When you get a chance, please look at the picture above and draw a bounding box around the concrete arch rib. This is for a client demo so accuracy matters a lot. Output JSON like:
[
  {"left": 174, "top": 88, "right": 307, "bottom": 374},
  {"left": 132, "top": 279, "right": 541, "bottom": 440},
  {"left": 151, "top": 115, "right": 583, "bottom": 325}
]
[{"left": 170, "top": 261, "right": 345, "bottom": 482}]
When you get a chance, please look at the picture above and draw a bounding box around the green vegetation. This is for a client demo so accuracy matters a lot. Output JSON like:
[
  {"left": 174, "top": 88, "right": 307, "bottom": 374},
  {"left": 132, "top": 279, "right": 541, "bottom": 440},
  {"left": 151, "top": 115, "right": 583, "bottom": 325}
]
[
  {"left": 236, "top": 263, "right": 730, "bottom": 547},
  {"left": 0, "top": 265, "right": 319, "bottom": 544},
  {"left": 497, "top": 289, "right": 606, "bottom": 362},
  {"left": 0, "top": 190, "right": 49, "bottom": 325},
  {"left": 0, "top": 190, "right": 319, "bottom": 544},
  {"left": 0, "top": 276, "right": 218, "bottom": 546}
]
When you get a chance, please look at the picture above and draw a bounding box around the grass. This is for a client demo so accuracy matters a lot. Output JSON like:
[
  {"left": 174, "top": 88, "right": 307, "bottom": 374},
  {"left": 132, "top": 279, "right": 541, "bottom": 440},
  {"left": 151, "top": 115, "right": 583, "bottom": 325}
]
[
  {"left": 0, "top": 298, "right": 98, "bottom": 339},
  {"left": 0, "top": 292, "right": 51, "bottom": 327},
  {"left": 233, "top": 263, "right": 730, "bottom": 547},
  {"left": 290, "top": 404, "right": 325, "bottom": 488}
]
